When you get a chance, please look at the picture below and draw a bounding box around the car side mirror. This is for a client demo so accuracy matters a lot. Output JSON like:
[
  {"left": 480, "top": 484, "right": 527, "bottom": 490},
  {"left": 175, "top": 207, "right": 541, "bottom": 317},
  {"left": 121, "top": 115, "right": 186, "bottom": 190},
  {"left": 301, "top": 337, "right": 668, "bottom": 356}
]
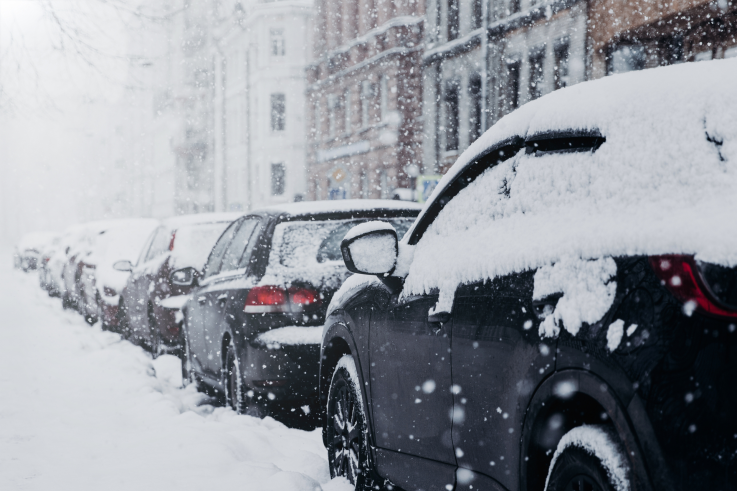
[
  {"left": 341, "top": 221, "right": 398, "bottom": 276},
  {"left": 113, "top": 260, "right": 133, "bottom": 272},
  {"left": 170, "top": 267, "right": 199, "bottom": 287}
]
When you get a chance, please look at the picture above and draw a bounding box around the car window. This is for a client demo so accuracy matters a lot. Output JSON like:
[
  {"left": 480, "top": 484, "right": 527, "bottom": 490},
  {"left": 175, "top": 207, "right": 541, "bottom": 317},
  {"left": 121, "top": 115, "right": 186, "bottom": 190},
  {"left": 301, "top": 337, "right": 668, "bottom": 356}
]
[
  {"left": 145, "top": 227, "right": 171, "bottom": 262},
  {"left": 136, "top": 230, "right": 157, "bottom": 266},
  {"left": 203, "top": 219, "right": 241, "bottom": 279},
  {"left": 171, "top": 221, "right": 234, "bottom": 270},
  {"left": 316, "top": 217, "right": 415, "bottom": 263},
  {"left": 219, "top": 218, "right": 260, "bottom": 274},
  {"left": 238, "top": 221, "right": 263, "bottom": 269}
]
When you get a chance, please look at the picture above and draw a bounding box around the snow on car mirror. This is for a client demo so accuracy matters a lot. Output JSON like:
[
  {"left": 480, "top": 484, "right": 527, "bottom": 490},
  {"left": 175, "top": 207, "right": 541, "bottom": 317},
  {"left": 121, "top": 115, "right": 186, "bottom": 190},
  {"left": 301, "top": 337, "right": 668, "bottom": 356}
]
[
  {"left": 112, "top": 260, "right": 133, "bottom": 272},
  {"left": 170, "top": 267, "right": 199, "bottom": 287},
  {"left": 341, "top": 221, "right": 398, "bottom": 276}
]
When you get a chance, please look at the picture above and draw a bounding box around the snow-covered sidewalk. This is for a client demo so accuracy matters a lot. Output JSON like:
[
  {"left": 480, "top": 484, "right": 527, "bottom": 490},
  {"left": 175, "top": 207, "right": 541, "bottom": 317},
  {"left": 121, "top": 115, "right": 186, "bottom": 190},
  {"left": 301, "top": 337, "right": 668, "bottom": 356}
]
[{"left": 0, "top": 261, "right": 348, "bottom": 491}]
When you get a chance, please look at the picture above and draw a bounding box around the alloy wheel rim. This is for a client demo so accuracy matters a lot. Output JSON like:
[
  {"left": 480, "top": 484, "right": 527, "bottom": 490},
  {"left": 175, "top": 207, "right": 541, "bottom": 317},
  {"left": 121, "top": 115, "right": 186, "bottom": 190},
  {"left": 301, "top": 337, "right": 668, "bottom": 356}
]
[{"left": 332, "top": 384, "right": 362, "bottom": 484}]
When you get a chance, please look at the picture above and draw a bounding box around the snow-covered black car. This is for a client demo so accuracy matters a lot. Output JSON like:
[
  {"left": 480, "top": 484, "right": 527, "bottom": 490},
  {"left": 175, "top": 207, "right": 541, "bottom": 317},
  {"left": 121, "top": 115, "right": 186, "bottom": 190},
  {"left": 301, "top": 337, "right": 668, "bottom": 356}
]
[
  {"left": 115, "top": 213, "right": 240, "bottom": 354},
  {"left": 320, "top": 59, "right": 737, "bottom": 491},
  {"left": 178, "top": 200, "right": 421, "bottom": 421}
]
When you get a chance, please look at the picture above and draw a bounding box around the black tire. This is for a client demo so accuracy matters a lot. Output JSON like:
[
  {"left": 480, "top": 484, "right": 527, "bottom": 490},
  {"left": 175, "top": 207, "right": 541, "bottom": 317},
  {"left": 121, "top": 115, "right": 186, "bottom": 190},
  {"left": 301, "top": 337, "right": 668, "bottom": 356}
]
[
  {"left": 546, "top": 446, "right": 616, "bottom": 491},
  {"left": 223, "top": 344, "right": 265, "bottom": 417},
  {"left": 148, "top": 304, "right": 160, "bottom": 356},
  {"left": 116, "top": 300, "right": 129, "bottom": 337},
  {"left": 181, "top": 326, "right": 194, "bottom": 387},
  {"left": 96, "top": 294, "right": 108, "bottom": 331},
  {"left": 327, "top": 356, "right": 369, "bottom": 488}
]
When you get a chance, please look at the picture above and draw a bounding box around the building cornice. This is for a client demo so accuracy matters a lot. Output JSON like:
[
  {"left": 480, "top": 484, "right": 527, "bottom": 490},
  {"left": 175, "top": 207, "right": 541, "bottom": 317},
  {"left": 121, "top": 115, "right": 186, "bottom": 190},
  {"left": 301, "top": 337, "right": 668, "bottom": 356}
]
[
  {"left": 488, "top": 0, "right": 583, "bottom": 37},
  {"left": 422, "top": 0, "right": 582, "bottom": 65},
  {"left": 307, "top": 45, "right": 423, "bottom": 91},
  {"left": 308, "top": 15, "right": 425, "bottom": 69},
  {"left": 423, "top": 27, "right": 484, "bottom": 64}
]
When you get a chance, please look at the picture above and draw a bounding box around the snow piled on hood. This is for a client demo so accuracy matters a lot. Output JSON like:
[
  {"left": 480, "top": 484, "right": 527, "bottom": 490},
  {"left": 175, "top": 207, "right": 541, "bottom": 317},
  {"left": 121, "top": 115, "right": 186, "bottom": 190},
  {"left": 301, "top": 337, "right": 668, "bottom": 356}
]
[{"left": 403, "top": 59, "right": 737, "bottom": 305}]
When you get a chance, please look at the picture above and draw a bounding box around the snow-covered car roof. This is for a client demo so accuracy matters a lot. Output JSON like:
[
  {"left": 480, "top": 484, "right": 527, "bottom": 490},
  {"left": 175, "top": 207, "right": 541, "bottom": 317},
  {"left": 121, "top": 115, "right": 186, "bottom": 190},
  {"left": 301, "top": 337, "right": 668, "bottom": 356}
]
[
  {"left": 409, "top": 58, "right": 737, "bottom": 242},
  {"left": 399, "top": 58, "right": 737, "bottom": 309},
  {"left": 161, "top": 212, "right": 242, "bottom": 229},
  {"left": 261, "top": 199, "right": 423, "bottom": 217}
]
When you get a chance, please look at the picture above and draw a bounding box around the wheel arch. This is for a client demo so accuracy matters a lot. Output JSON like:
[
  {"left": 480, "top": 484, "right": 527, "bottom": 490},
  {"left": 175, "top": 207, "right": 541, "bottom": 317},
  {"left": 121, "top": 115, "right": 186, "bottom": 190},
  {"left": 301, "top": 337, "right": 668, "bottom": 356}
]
[
  {"left": 319, "top": 320, "right": 365, "bottom": 446},
  {"left": 521, "top": 369, "right": 658, "bottom": 491}
]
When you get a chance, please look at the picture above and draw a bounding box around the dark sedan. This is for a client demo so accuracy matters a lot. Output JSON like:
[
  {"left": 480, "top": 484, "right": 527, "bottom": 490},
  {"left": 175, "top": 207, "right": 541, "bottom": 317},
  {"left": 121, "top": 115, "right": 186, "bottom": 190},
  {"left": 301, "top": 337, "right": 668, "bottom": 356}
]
[{"left": 178, "top": 200, "right": 421, "bottom": 421}]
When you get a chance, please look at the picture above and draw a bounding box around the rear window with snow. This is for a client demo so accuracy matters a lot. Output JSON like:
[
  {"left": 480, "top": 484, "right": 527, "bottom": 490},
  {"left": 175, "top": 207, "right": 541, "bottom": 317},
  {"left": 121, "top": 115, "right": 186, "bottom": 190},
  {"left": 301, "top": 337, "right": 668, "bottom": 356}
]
[{"left": 261, "top": 217, "right": 414, "bottom": 289}]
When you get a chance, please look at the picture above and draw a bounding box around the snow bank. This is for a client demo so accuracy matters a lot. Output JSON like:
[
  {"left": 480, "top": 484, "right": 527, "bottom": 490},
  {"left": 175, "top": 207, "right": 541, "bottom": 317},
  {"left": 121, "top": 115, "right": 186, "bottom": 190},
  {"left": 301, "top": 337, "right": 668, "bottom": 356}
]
[
  {"left": 545, "top": 425, "right": 630, "bottom": 491},
  {"left": 0, "top": 262, "right": 342, "bottom": 491},
  {"left": 256, "top": 326, "right": 323, "bottom": 349},
  {"left": 401, "top": 59, "right": 737, "bottom": 325}
]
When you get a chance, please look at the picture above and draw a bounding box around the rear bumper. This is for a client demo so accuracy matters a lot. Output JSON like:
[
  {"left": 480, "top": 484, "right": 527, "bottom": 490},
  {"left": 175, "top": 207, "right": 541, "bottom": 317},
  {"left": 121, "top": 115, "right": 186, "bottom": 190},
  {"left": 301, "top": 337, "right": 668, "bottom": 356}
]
[{"left": 242, "top": 341, "right": 320, "bottom": 407}]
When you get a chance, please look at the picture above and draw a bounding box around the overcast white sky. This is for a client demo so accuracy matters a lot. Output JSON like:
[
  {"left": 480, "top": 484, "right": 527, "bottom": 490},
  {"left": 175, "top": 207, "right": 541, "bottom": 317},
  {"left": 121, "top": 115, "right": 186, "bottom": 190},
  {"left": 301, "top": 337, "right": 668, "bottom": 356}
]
[{"left": 0, "top": 0, "right": 139, "bottom": 244}]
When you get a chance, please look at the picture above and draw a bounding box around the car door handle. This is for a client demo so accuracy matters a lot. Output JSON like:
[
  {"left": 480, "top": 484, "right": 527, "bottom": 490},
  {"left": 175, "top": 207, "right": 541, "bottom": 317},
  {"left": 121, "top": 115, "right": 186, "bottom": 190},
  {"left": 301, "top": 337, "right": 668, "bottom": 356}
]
[
  {"left": 217, "top": 293, "right": 228, "bottom": 303},
  {"left": 197, "top": 296, "right": 207, "bottom": 305}
]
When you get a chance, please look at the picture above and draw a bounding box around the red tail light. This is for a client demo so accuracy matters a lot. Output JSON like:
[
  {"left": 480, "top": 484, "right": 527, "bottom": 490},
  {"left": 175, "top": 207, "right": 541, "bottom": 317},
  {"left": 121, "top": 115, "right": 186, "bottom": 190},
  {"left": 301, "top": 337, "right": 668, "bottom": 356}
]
[
  {"left": 168, "top": 231, "right": 176, "bottom": 251},
  {"left": 649, "top": 255, "right": 737, "bottom": 319},
  {"left": 289, "top": 287, "right": 320, "bottom": 306},
  {"left": 244, "top": 286, "right": 320, "bottom": 313},
  {"left": 245, "top": 286, "right": 287, "bottom": 313}
]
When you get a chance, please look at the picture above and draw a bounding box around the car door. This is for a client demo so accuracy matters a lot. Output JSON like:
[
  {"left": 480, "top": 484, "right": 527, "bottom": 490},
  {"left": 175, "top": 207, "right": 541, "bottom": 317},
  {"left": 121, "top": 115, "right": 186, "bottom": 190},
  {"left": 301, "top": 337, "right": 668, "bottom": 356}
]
[
  {"left": 188, "top": 219, "right": 241, "bottom": 376},
  {"left": 198, "top": 217, "right": 262, "bottom": 379},
  {"left": 369, "top": 290, "right": 457, "bottom": 490},
  {"left": 451, "top": 271, "right": 556, "bottom": 491}
]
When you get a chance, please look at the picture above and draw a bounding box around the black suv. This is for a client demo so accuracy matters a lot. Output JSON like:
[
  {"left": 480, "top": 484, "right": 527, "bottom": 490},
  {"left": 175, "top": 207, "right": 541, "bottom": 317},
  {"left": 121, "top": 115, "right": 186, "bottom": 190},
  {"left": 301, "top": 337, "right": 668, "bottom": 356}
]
[
  {"left": 320, "top": 60, "right": 737, "bottom": 491},
  {"left": 178, "top": 200, "right": 421, "bottom": 421}
]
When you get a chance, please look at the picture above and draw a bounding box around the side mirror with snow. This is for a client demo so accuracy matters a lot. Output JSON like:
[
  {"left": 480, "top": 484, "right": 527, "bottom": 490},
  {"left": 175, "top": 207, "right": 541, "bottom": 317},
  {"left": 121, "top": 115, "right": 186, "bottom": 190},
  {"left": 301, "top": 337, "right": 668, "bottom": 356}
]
[
  {"left": 341, "top": 221, "right": 398, "bottom": 276},
  {"left": 170, "top": 267, "right": 199, "bottom": 287},
  {"left": 113, "top": 260, "right": 133, "bottom": 272}
]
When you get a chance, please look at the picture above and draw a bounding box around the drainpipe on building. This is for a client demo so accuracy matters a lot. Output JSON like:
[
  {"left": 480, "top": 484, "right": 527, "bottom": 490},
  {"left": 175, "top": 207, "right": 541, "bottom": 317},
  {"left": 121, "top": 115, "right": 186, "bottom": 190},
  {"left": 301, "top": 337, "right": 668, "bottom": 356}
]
[
  {"left": 481, "top": 0, "right": 490, "bottom": 133},
  {"left": 244, "top": 41, "right": 252, "bottom": 212}
]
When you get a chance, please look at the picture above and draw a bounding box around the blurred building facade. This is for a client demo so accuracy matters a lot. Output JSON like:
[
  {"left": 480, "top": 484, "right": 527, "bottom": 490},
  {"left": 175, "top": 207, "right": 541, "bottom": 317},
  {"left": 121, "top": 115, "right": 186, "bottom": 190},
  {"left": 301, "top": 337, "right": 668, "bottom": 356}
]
[
  {"left": 211, "top": 0, "right": 314, "bottom": 212},
  {"left": 305, "top": 0, "right": 425, "bottom": 200},
  {"left": 420, "top": 0, "right": 737, "bottom": 174},
  {"left": 144, "top": 0, "right": 737, "bottom": 212}
]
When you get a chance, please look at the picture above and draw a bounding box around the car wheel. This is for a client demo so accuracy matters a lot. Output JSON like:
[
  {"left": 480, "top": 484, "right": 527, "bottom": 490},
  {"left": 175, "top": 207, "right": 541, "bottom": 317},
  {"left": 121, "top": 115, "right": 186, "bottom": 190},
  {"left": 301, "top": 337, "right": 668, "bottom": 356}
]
[
  {"left": 116, "top": 300, "right": 129, "bottom": 337},
  {"left": 224, "top": 344, "right": 263, "bottom": 417},
  {"left": 83, "top": 289, "right": 97, "bottom": 326},
  {"left": 181, "top": 326, "right": 194, "bottom": 387},
  {"left": 148, "top": 305, "right": 161, "bottom": 357},
  {"left": 327, "top": 355, "right": 369, "bottom": 488},
  {"left": 545, "top": 426, "right": 629, "bottom": 491},
  {"left": 96, "top": 294, "right": 108, "bottom": 331}
]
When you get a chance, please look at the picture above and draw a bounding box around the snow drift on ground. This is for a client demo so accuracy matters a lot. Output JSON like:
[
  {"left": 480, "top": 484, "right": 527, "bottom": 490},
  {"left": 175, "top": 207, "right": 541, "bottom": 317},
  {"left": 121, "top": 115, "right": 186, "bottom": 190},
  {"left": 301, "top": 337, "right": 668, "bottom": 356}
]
[
  {"left": 401, "top": 59, "right": 737, "bottom": 326},
  {"left": 0, "top": 259, "right": 351, "bottom": 491}
]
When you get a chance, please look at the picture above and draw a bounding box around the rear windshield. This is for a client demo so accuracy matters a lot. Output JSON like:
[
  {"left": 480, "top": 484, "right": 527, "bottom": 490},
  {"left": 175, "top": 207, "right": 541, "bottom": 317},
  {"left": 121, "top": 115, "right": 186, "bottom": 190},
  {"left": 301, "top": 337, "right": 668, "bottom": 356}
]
[
  {"left": 261, "top": 217, "right": 415, "bottom": 290},
  {"left": 278, "top": 218, "right": 415, "bottom": 267},
  {"left": 172, "top": 222, "right": 233, "bottom": 270}
]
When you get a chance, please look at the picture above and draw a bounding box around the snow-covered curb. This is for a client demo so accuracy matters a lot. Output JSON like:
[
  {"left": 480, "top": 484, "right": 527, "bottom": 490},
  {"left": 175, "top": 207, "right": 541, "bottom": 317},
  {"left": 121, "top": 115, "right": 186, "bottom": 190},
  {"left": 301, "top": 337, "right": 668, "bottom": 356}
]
[{"left": 544, "top": 425, "right": 630, "bottom": 491}]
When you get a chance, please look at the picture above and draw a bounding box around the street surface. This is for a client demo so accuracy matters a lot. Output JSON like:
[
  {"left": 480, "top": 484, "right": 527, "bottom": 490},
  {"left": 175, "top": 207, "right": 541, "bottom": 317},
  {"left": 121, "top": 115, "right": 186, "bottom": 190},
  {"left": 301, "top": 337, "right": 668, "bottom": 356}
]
[{"left": 0, "top": 257, "right": 348, "bottom": 491}]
